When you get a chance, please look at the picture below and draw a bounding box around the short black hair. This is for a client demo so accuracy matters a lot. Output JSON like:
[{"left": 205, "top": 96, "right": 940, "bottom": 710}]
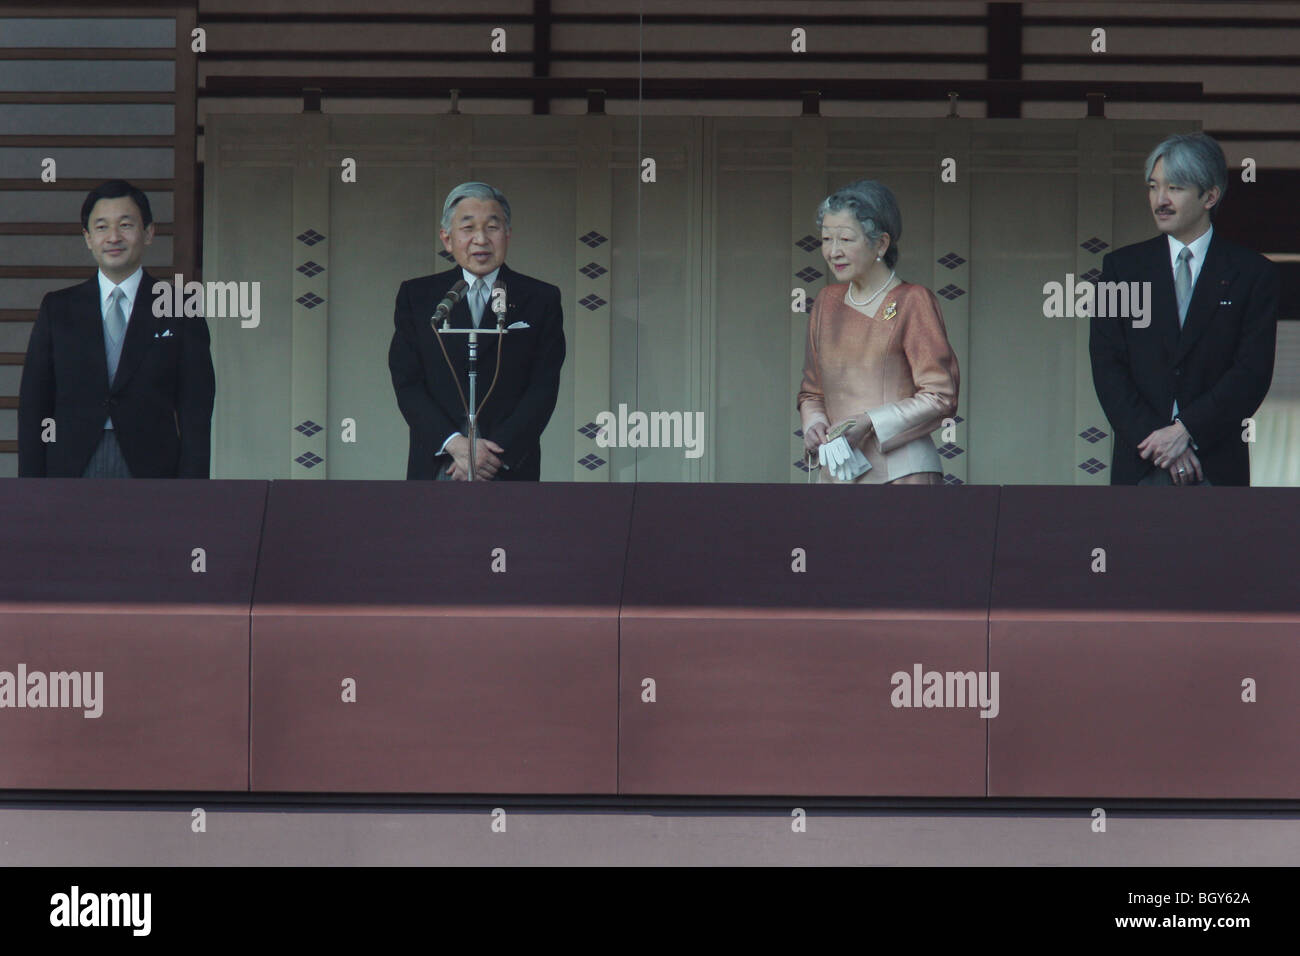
[{"left": 81, "top": 180, "right": 153, "bottom": 231}]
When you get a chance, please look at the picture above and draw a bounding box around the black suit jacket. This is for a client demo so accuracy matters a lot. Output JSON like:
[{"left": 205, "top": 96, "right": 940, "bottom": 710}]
[
  {"left": 1089, "top": 233, "right": 1278, "bottom": 486},
  {"left": 18, "top": 270, "right": 216, "bottom": 478},
  {"left": 388, "top": 263, "right": 566, "bottom": 481}
]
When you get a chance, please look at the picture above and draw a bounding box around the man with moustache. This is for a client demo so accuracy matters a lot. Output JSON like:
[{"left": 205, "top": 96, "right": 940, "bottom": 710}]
[
  {"left": 388, "top": 182, "right": 565, "bottom": 481},
  {"left": 18, "top": 180, "right": 215, "bottom": 478},
  {"left": 1089, "top": 133, "right": 1278, "bottom": 486}
]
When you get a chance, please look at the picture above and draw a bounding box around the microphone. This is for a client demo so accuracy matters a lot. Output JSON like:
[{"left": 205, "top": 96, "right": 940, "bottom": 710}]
[
  {"left": 491, "top": 278, "right": 507, "bottom": 327},
  {"left": 431, "top": 279, "right": 469, "bottom": 329}
]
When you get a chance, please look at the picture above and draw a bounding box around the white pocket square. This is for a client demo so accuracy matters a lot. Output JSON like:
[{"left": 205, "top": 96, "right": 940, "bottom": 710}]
[
  {"left": 506, "top": 321, "right": 531, "bottom": 330},
  {"left": 153, "top": 329, "right": 175, "bottom": 338}
]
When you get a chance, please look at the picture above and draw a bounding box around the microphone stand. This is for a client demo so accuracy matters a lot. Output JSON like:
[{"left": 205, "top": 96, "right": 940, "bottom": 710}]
[
  {"left": 437, "top": 308, "right": 508, "bottom": 481},
  {"left": 468, "top": 326, "right": 478, "bottom": 481}
]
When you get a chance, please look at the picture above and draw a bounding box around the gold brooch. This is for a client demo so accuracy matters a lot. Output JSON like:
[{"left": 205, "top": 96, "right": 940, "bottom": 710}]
[{"left": 881, "top": 301, "right": 897, "bottom": 321}]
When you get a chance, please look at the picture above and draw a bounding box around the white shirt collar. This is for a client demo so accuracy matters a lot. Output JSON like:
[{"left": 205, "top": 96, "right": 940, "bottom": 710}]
[
  {"left": 97, "top": 266, "right": 144, "bottom": 317},
  {"left": 460, "top": 266, "right": 501, "bottom": 292}
]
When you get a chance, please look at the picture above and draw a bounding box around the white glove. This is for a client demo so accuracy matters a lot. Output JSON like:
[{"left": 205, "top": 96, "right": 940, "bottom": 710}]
[
  {"left": 834, "top": 445, "right": 871, "bottom": 481},
  {"left": 818, "top": 436, "right": 871, "bottom": 481},
  {"left": 818, "top": 435, "right": 844, "bottom": 471}
]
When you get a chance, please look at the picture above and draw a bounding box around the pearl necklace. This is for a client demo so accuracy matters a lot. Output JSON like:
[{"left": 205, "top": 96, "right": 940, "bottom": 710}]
[{"left": 842, "top": 267, "right": 894, "bottom": 308}]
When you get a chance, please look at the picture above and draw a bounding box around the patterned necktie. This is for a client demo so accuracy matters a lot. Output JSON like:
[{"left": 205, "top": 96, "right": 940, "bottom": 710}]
[
  {"left": 106, "top": 287, "right": 128, "bottom": 381},
  {"left": 1174, "top": 247, "right": 1193, "bottom": 327}
]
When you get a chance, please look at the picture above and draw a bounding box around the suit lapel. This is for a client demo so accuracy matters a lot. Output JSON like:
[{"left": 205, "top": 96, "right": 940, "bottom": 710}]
[
  {"left": 74, "top": 276, "right": 112, "bottom": 390},
  {"left": 1174, "top": 235, "right": 1233, "bottom": 365},
  {"left": 495, "top": 263, "right": 530, "bottom": 329},
  {"left": 1145, "top": 237, "right": 1180, "bottom": 360},
  {"left": 111, "top": 270, "right": 157, "bottom": 390}
]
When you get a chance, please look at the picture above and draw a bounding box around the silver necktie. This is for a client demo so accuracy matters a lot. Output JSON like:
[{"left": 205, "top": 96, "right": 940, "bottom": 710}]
[
  {"left": 470, "top": 278, "right": 486, "bottom": 328},
  {"left": 106, "top": 287, "right": 128, "bottom": 381},
  {"left": 1174, "top": 247, "right": 1193, "bottom": 327},
  {"left": 107, "top": 287, "right": 127, "bottom": 341}
]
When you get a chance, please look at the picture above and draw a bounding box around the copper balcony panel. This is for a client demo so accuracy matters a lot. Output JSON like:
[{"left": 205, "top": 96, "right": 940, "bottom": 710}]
[
  {"left": 250, "top": 481, "right": 631, "bottom": 794},
  {"left": 989, "top": 486, "right": 1300, "bottom": 799},
  {"left": 619, "top": 483, "right": 1000, "bottom": 797},
  {"left": 0, "top": 479, "right": 266, "bottom": 791}
]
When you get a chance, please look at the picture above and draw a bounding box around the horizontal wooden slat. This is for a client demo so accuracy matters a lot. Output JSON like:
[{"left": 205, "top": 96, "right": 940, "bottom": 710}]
[
  {"left": 0, "top": 265, "right": 172, "bottom": 279},
  {"left": 201, "top": 76, "right": 1204, "bottom": 102},
  {"left": 0, "top": 441, "right": 15, "bottom": 453},
  {"left": 193, "top": 51, "right": 1300, "bottom": 66},
  {"left": 195, "top": 12, "right": 990, "bottom": 26},
  {"left": 1022, "top": 54, "right": 1300, "bottom": 67},
  {"left": 1022, "top": 15, "right": 1300, "bottom": 28},
  {"left": 1200, "top": 94, "right": 1300, "bottom": 105},
  {"left": 0, "top": 353, "right": 26, "bottom": 366},
  {"left": 199, "top": 50, "right": 981, "bottom": 63},
  {"left": 0, "top": 222, "right": 174, "bottom": 235},
  {"left": 0, "top": 49, "right": 174, "bottom": 61},
  {"left": 8, "top": 9, "right": 1282, "bottom": 30},
  {"left": 197, "top": 11, "right": 538, "bottom": 24},
  {"left": 0, "top": 179, "right": 174, "bottom": 190},
  {"left": 1206, "top": 131, "right": 1300, "bottom": 141},
  {"left": 0, "top": 1, "right": 178, "bottom": 13},
  {"left": 0, "top": 311, "right": 38, "bottom": 323},
  {"left": 0, "top": 135, "right": 175, "bottom": 147},
  {"left": 0, "top": 397, "right": 18, "bottom": 410},
  {"left": 0, "top": 92, "right": 176, "bottom": 104}
]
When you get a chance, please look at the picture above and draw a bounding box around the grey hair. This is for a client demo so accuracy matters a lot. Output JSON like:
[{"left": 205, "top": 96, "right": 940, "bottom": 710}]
[
  {"left": 1144, "top": 133, "right": 1227, "bottom": 215},
  {"left": 816, "top": 180, "right": 902, "bottom": 269},
  {"left": 440, "top": 182, "right": 512, "bottom": 232}
]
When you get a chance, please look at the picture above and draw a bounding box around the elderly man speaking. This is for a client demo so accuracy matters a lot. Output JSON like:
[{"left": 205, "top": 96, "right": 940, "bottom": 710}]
[{"left": 388, "top": 182, "right": 566, "bottom": 481}]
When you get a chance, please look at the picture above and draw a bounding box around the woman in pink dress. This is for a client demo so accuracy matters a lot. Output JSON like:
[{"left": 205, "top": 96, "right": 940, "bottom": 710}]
[{"left": 797, "top": 180, "right": 961, "bottom": 485}]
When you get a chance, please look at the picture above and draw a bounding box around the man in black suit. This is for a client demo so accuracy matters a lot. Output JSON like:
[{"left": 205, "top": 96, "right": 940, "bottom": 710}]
[
  {"left": 18, "top": 180, "right": 216, "bottom": 478},
  {"left": 388, "top": 182, "right": 565, "bottom": 481},
  {"left": 1090, "top": 133, "right": 1278, "bottom": 487}
]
